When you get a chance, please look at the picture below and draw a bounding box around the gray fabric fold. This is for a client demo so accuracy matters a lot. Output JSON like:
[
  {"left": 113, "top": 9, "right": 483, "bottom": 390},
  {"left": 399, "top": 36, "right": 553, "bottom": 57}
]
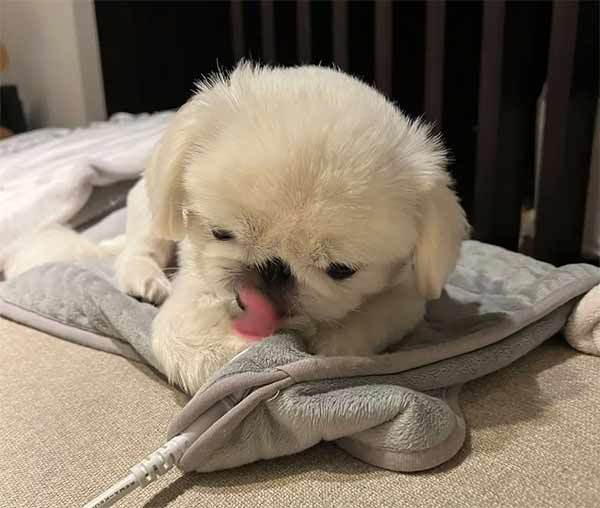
[{"left": 1, "top": 240, "right": 599, "bottom": 472}]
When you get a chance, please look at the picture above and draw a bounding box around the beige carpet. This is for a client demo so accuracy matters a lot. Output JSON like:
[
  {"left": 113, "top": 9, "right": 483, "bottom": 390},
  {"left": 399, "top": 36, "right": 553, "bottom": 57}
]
[{"left": 1, "top": 317, "right": 599, "bottom": 508}]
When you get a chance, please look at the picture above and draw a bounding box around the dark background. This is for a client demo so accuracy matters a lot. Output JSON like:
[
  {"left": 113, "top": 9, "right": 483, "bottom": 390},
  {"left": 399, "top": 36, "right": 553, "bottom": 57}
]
[{"left": 94, "top": 0, "right": 598, "bottom": 263}]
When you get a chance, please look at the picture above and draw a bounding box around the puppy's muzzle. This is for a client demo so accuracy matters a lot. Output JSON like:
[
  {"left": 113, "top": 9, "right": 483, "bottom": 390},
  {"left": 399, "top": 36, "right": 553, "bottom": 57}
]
[{"left": 234, "top": 257, "right": 294, "bottom": 317}]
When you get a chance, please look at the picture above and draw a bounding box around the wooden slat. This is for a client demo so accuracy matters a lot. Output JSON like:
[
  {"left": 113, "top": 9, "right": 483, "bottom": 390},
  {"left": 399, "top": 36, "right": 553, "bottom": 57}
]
[
  {"left": 534, "top": 0, "right": 593, "bottom": 264},
  {"left": 490, "top": 1, "right": 552, "bottom": 252},
  {"left": 260, "top": 0, "right": 276, "bottom": 63},
  {"left": 424, "top": 0, "right": 446, "bottom": 128},
  {"left": 332, "top": 0, "right": 348, "bottom": 71},
  {"left": 230, "top": 0, "right": 245, "bottom": 62},
  {"left": 296, "top": 0, "right": 311, "bottom": 63},
  {"left": 94, "top": 2, "right": 143, "bottom": 115},
  {"left": 374, "top": 0, "right": 393, "bottom": 96},
  {"left": 473, "top": 0, "right": 505, "bottom": 243},
  {"left": 440, "top": 1, "right": 486, "bottom": 219}
]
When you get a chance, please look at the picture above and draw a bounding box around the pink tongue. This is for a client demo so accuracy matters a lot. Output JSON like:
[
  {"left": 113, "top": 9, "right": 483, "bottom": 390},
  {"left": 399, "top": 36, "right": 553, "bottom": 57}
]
[{"left": 233, "top": 287, "right": 280, "bottom": 341}]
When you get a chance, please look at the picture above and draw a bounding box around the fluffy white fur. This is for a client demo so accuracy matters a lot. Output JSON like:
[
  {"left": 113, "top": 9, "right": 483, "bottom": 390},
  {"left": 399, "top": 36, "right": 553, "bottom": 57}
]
[
  {"left": 117, "top": 64, "right": 468, "bottom": 393},
  {"left": 7, "top": 64, "right": 468, "bottom": 394}
]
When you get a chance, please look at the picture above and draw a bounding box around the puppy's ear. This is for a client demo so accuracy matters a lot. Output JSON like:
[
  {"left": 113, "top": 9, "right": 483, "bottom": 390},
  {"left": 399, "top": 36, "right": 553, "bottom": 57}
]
[
  {"left": 145, "top": 87, "right": 221, "bottom": 240},
  {"left": 414, "top": 184, "right": 468, "bottom": 300}
]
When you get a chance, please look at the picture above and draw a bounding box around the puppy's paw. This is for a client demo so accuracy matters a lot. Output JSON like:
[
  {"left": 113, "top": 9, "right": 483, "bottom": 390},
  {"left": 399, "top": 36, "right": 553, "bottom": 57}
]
[
  {"left": 116, "top": 256, "right": 172, "bottom": 304},
  {"left": 152, "top": 315, "right": 247, "bottom": 393}
]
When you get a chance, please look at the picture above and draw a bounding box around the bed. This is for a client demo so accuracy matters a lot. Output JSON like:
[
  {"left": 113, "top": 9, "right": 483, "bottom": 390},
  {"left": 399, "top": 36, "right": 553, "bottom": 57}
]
[{"left": 1, "top": 1, "right": 599, "bottom": 507}]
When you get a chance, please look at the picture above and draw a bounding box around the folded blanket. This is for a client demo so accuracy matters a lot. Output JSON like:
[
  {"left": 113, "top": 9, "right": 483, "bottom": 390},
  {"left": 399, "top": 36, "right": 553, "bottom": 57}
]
[
  {"left": 565, "top": 283, "right": 600, "bottom": 355},
  {"left": 0, "top": 241, "right": 599, "bottom": 473},
  {"left": 0, "top": 112, "right": 174, "bottom": 271}
]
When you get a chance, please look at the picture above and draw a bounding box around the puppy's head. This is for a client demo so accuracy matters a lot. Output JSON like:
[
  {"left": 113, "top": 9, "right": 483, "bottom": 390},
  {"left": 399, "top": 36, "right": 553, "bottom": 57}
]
[{"left": 146, "top": 64, "right": 468, "bottom": 338}]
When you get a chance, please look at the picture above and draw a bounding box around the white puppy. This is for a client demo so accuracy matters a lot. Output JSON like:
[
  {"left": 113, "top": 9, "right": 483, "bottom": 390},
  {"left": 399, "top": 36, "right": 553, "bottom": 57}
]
[{"left": 114, "top": 63, "right": 469, "bottom": 394}]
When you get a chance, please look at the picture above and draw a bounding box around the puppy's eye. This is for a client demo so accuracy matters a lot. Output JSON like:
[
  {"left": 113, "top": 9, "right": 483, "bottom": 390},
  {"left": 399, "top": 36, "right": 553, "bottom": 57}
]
[
  {"left": 211, "top": 228, "right": 235, "bottom": 241},
  {"left": 326, "top": 263, "right": 357, "bottom": 280}
]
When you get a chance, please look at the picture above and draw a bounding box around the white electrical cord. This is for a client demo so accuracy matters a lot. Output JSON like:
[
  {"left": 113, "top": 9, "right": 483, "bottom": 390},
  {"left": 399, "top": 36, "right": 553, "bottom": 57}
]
[
  {"left": 83, "top": 348, "right": 252, "bottom": 507},
  {"left": 82, "top": 401, "right": 233, "bottom": 508},
  {"left": 82, "top": 432, "right": 193, "bottom": 508}
]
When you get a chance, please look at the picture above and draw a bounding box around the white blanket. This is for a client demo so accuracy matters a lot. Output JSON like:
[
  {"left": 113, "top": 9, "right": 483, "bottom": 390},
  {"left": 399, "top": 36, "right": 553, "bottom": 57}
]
[{"left": 0, "top": 112, "right": 174, "bottom": 271}]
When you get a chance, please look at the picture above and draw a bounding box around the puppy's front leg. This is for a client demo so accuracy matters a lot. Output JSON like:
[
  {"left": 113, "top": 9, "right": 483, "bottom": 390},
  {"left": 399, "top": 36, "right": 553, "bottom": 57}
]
[
  {"left": 116, "top": 179, "right": 175, "bottom": 304},
  {"left": 151, "top": 278, "right": 247, "bottom": 394}
]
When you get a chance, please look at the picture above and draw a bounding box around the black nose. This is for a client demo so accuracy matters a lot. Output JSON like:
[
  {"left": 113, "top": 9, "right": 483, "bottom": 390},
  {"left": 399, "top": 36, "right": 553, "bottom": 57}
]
[{"left": 258, "top": 257, "right": 292, "bottom": 287}]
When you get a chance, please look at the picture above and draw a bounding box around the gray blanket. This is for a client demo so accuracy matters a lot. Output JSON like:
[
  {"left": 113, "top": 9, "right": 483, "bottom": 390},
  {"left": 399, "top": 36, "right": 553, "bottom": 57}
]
[{"left": 1, "top": 240, "right": 599, "bottom": 473}]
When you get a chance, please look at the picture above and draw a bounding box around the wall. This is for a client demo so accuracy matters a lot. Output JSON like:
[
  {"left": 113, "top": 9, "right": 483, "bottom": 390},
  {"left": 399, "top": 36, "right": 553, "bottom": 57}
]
[{"left": 0, "top": 0, "right": 106, "bottom": 128}]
